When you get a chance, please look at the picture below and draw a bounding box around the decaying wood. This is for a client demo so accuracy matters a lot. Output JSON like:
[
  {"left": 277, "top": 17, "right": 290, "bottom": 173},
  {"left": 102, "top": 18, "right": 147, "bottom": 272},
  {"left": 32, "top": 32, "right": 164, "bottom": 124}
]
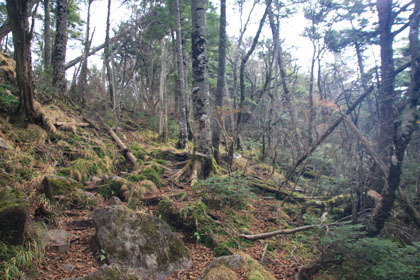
[
  {"left": 105, "top": 124, "right": 137, "bottom": 166},
  {"left": 55, "top": 121, "right": 89, "bottom": 127},
  {"left": 238, "top": 223, "right": 338, "bottom": 241}
]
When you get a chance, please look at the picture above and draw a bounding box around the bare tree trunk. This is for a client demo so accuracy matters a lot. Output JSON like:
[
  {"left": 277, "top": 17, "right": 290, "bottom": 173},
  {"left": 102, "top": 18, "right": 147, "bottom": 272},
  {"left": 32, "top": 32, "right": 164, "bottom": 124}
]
[
  {"left": 75, "top": 0, "right": 93, "bottom": 106},
  {"left": 104, "top": 0, "right": 115, "bottom": 109},
  {"left": 175, "top": 0, "right": 188, "bottom": 149},
  {"left": 43, "top": 0, "right": 51, "bottom": 70},
  {"left": 236, "top": 0, "right": 271, "bottom": 149},
  {"left": 6, "top": 0, "right": 36, "bottom": 122},
  {"left": 212, "top": 0, "right": 226, "bottom": 163},
  {"left": 52, "top": 0, "right": 68, "bottom": 96},
  {"left": 159, "top": 38, "right": 168, "bottom": 142}
]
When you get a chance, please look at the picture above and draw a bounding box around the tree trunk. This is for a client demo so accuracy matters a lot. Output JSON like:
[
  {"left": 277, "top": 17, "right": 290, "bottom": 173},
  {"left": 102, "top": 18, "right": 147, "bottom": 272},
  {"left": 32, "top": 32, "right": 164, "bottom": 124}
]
[
  {"left": 236, "top": 0, "right": 271, "bottom": 149},
  {"left": 43, "top": 0, "right": 51, "bottom": 70},
  {"left": 104, "top": 0, "right": 115, "bottom": 109},
  {"left": 159, "top": 38, "right": 168, "bottom": 142},
  {"left": 175, "top": 0, "right": 188, "bottom": 149},
  {"left": 367, "top": 0, "right": 420, "bottom": 236},
  {"left": 52, "top": 0, "right": 68, "bottom": 96},
  {"left": 75, "top": 0, "right": 92, "bottom": 106},
  {"left": 212, "top": 0, "right": 226, "bottom": 163},
  {"left": 6, "top": 0, "right": 35, "bottom": 122}
]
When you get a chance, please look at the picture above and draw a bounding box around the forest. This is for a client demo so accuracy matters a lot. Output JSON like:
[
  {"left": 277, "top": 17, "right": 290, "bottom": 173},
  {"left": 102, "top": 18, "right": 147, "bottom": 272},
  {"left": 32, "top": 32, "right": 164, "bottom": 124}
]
[{"left": 0, "top": 0, "right": 420, "bottom": 279}]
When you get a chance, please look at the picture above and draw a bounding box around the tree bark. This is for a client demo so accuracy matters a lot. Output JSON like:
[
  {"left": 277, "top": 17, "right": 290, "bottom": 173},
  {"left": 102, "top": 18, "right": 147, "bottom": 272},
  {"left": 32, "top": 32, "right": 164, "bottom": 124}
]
[
  {"left": 175, "top": 0, "right": 188, "bottom": 149},
  {"left": 52, "top": 0, "right": 68, "bottom": 96},
  {"left": 43, "top": 0, "right": 51, "bottom": 69},
  {"left": 236, "top": 0, "right": 271, "bottom": 149},
  {"left": 75, "top": 0, "right": 93, "bottom": 106},
  {"left": 159, "top": 38, "right": 168, "bottom": 142},
  {"left": 104, "top": 0, "right": 115, "bottom": 109},
  {"left": 367, "top": 0, "right": 420, "bottom": 236},
  {"left": 6, "top": 0, "right": 36, "bottom": 122},
  {"left": 212, "top": 0, "right": 226, "bottom": 163}
]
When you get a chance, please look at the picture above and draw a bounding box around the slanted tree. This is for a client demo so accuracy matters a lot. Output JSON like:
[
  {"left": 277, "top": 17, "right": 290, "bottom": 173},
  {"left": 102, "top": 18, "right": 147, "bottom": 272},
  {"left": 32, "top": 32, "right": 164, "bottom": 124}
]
[
  {"left": 52, "top": 0, "right": 68, "bottom": 95},
  {"left": 6, "top": 0, "right": 36, "bottom": 122}
]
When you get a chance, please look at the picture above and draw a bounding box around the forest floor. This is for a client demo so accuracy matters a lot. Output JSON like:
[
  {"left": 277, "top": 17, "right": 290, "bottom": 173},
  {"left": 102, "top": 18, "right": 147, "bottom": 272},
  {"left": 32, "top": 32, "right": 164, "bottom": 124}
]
[
  {"left": 36, "top": 167, "right": 302, "bottom": 279},
  {"left": 0, "top": 103, "right": 312, "bottom": 280}
]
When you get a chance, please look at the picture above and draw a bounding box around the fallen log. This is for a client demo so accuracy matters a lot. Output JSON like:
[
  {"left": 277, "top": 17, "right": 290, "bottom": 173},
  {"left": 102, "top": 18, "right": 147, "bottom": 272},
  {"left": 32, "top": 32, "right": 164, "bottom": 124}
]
[
  {"left": 105, "top": 124, "right": 137, "bottom": 166},
  {"left": 238, "top": 221, "right": 342, "bottom": 241},
  {"left": 55, "top": 122, "right": 89, "bottom": 127}
]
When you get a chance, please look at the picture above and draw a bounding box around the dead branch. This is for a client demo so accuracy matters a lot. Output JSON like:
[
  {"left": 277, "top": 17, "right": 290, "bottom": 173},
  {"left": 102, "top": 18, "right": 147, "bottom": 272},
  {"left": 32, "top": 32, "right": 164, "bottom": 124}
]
[
  {"left": 105, "top": 124, "right": 137, "bottom": 166},
  {"left": 55, "top": 122, "right": 89, "bottom": 127}
]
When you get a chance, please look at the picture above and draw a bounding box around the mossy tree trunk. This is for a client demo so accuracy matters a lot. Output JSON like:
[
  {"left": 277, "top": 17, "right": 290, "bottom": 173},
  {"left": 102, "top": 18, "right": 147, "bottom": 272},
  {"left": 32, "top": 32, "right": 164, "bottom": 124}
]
[{"left": 6, "top": 0, "right": 36, "bottom": 123}]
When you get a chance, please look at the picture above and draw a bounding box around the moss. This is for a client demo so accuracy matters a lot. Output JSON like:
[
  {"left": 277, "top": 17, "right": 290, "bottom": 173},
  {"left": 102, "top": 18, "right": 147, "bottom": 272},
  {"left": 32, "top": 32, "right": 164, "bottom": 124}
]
[
  {"left": 204, "top": 266, "right": 239, "bottom": 280},
  {"left": 41, "top": 175, "right": 83, "bottom": 199},
  {"left": 138, "top": 166, "right": 161, "bottom": 186},
  {"left": 0, "top": 187, "right": 28, "bottom": 245},
  {"left": 57, "top": 155, "right": 113, "bottom": 182},
  {"left": 129, "top": 142, "right": 147, "bottom": 160},
  {"left": 239, "top": 253, "right": 276, "bottom": 280},
  {"left": 98, "top": 177, "right": 131, "bottom": 200}
]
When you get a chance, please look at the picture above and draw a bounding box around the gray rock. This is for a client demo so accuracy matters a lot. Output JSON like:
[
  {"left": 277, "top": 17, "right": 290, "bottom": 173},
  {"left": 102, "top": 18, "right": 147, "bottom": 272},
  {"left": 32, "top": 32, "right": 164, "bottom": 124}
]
[
  {"left": 0, "top": 137, "right": 11, "bottom": 150},
  {"left": 106, "top": 196, "right": 121, "bottom": 206},
  {"left": 71, "top": 264, "right": 143, "bottom": 280},
  {"left": 47, "top": 229, "right": 74, "bottom": 253},
  {"left": 93, "top": 205, "right": 191, "bottom": 280}
]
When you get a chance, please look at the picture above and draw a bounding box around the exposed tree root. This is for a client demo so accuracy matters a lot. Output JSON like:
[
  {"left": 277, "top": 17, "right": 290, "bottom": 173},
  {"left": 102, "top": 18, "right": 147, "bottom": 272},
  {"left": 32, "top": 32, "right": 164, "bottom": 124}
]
[{"left": 173, "top": 153, "right": 217, "bottom": 185}]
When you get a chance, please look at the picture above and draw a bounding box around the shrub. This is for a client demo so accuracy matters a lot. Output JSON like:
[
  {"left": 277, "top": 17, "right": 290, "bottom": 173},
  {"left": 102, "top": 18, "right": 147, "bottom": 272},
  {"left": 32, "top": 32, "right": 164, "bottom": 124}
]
[
  {"left": 316, "top": 224, "right": 420, "bottom": 280},
  {"left": 193, "top": 174, "right": 253, "bottom": 210}
]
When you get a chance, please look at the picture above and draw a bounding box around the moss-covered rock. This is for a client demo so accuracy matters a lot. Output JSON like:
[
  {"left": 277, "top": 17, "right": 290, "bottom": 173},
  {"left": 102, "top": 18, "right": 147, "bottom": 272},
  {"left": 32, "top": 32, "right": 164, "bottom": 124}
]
[
  {"left": 199, "top": 254, "right": 275, "bottom": 280},
  {"left": 158, "top": 199, "right": 216, "bottom": 246},
  {"left": 98, "top": 176, "right": 131, "bottom": 201},
  {"left": 93, "top": 205, "right": 191, "bottom": 280},
  {"left": 0, "top": 187, "right": 28, "bottom": 245},
  {"left": 127, "top": 180, "right": 158, "bottom": 210},
  {"left": 73, "top": 264, "right": 143, "bottom": 280},
  {"left": 204, "top": 265, "right": 239, "bottom": 280},
  {"left": 41, "top": 175, "right": 96, "bottom": 208}
]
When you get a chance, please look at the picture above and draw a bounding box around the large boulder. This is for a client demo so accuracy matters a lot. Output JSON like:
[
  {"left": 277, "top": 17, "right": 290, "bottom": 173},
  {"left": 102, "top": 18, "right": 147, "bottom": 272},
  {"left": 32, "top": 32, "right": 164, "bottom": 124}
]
[
  {"left": 199, "top": 253, "right": 276, "bottom": 280},
  {"left": 93, "top": 205, "right": 191, "bottom": 280},
  {"left": 0, "top": 187, "right": 29, "bottom": 245}
]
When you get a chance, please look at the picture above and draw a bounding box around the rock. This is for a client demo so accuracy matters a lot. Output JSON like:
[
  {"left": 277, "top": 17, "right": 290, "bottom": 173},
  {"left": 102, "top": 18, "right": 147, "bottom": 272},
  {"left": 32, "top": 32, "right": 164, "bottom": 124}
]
[
  {"left": 72, "top": 264, "right": 143, "bottom": 280},
  {"left": 0, "top": 187, "right": 29, "bottom": 245},
  {"left": 106, "top": 196, "right": 121, "bottom": 206},
  {"left": 47, "top": 229, "right": 74, "bottom": 253},
  {"left": 42, "top": 175, "right": 97, "bottom": 208},
  {"left": 93, "top": 205, "right": 191, "bottom": 280},
  {"left": 0, "top": 137, "right": 11, "bottom": 150},
  {"left": 127, "top": 180, "right": 158, "bottom": 209},
  {"left": 62, "top": 263, "right": 75, "bottom": 273},
  {"left": 42, "top": 175, "right": 83, "bottom": 200},
  {"left": 98, "top": 176, "right": 131, "bottom": 201},
  {"left": 199, "top": 253, "right": 276, "bottom": 280}
]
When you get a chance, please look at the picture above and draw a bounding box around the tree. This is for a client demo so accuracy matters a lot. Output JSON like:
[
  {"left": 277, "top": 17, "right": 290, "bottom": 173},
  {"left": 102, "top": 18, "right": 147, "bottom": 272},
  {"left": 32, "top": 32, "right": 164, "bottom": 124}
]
[
  {"left": 174, "top": 0, "right": 188, "bottom": 149},
  {"left": 367, "top": 0, "right": 420, "bottom": 236},
  {"left": 212, "top": 0, "right": 226, "bottom": 163},
  {"left": 6, "top": 0, "right": 36, "bottom": 122},
  {"left": 175, "top": 0, "right": 214, "bottom": 184},
  {"left": 52, "top": 0, "right": 68, "bottom": 95},
  {"left": 159, "top": 38, "right": 168, "bottom": 142},
  {"left": 43, "top": 0, "right": 51, "bottom": 69},
  {"left": 104, "top": 0, "right": 114, "bottom": 109}
]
